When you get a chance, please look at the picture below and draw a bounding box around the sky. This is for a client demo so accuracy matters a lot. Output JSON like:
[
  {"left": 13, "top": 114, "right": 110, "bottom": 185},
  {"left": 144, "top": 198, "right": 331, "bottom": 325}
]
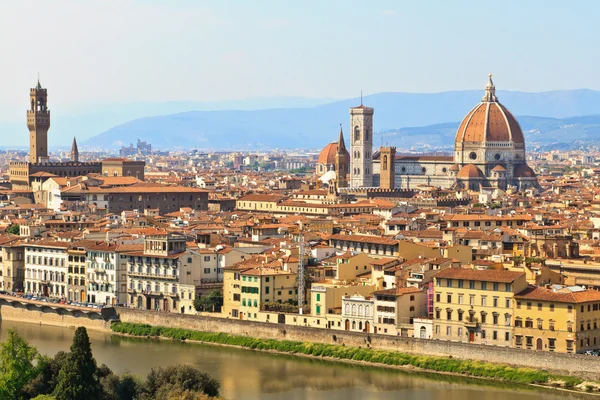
[{"left": 0, "top": 0, "right": 598, "bottom": 121}]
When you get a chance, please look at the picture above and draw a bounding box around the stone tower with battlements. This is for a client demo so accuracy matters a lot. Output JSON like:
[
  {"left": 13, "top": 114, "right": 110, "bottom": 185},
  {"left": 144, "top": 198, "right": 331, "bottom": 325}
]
[
  {"left": 27, "top": 78, "right": 50, "bottom": 164},
  {"left": 349, "top": 103, "right": 374, "bottom": 187},
  {"left": 379, "top": 146, "right": 396, "bottom": 190}
]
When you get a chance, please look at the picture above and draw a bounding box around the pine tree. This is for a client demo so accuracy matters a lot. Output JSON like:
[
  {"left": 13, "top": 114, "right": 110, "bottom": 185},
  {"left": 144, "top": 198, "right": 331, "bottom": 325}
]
[{"left": 54, "top": 327, "right": 103, "bottom": 400}]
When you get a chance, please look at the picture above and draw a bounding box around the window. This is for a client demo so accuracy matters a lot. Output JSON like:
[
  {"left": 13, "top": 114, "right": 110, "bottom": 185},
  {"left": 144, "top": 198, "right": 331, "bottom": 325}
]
[
  {"left": 446, "top": 310, "right": 452, "bottom": 320},
  {"left": 516, "top": 301, "right": 521, "bottom": 309},
  {"left": 526, "top": 336, "right": 533, "bottom": 347},
  {"left": 493, "top": 331, "right": 498, "bottom": 340},
  {"left": 204, "top": 256, "right": 210, "bottom": 262},
  {"left": 505, "top": 315, "right": 511, "bottom": 326},
  {"left": 548, "top": 338, "right": 556, "bottom": 350},
  {"left": 458, "top": 280, "right": 464, "bottom": 288},
  {"left": 458, "top": 295, "right": 463, "bottom": 305},
  {"left": 505, "top": 332, "right": 510, "bottom": 341},
  {"left": 447, "top": 294, "right": 452, "bottom": 303},
  {"left": 549, "top": 304, "right": 554, "bottom": 312},
  {"left": 481, "top": 296, "right": 487, "bottom": 307},
  {"left": 493, "top": 314, "right": 499, "bottom": 325},
  {"left": 549, "top": 320, "right": 555, "bottom": 331},
  {"left": 537, "top": 303, "right": 542, "bottom": 311},
  {"left": 458, "top": 327, "right": 463, "bottom": 338},
  {"left": 505, "top": 299, "right": 510, "bottom": 308},
  {"left": 481, "top": 330, "right": 486, "bottom": 339},
  {"left": 481, "top": 313, "right": 487, "bottom": 324},
  {"left": 493, "top": 283, "right": 498, "bottom": 291},
  {"left": 526, "top": 302, "right": 532, "bottom": 310},
  {"left": 446, "top": 326, "right": 451, "bottom": 336},
  {"left": 525, "top": 319, "right": 533, "bottom": 328},
  {"left": 469, "top": 295, "right": 475, "bottom": 306},
  {"left": 203, "top": 268, "right": 210, "bottom": 274},
  {"left": 316, "top": 293, "right": 321, "bottom": 301},
  {"left": 493, "top": 297, "right": 498, "bottom": 307},
  {"left": 537, "top": 319, "right": 543, "bottom": 330},
  {"left": 447, "top": 279, "right": 452, "bottom": 288},
  {"left": 505, "top": 283, "right": 511, "bottom": 292},
  {"left": 436, "top": 293, "right": 440, "bottom": 303},
  {"left": 481, "top": 282, "right": 487, "bottom": 290},
  {"left": 469, "top": 281, "right": 475, "bottom": 289},
  {"left": 515, "top": 335, "right": 523, "bottom": 346}
]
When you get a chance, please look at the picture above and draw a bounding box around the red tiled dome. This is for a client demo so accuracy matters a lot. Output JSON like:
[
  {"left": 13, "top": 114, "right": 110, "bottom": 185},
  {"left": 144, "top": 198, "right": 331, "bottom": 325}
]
[
  {"left": 317, "top": 142, "right": 348, "bottom": 165},
  {"left": 514, "top": 164, "right": 536, "bottom": 178},
  {"left": 457, "top": 164, "right": 485, "bottom": 179},
  {"left": 455, "top": 75, "right": 524, "bottom": 145}
]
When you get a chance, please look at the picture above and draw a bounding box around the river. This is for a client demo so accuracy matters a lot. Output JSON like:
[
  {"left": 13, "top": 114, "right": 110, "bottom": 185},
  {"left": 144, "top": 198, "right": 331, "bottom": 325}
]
[{"left": 0, "top": 320, "right": 587, "bottom": 400}]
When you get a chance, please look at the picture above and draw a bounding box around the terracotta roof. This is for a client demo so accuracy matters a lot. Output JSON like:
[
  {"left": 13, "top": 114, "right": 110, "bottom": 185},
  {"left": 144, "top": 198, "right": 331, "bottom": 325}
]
[
  {"left": 455, "top": 102, "right": 524, "bottom": 144},
  {"left": 457, "top": 164, "right": 485, "bottom": 179},
  {"left": 515, "top": 286, "right": 600, "bottom": 304},
  {"left": 514, "top": 164, "right": 536, "bottom": 178},
  {"left": 435, "top": 267, "right": 524, "bottom": 283},
  {"left": 330, "top": 233, "right": 398, "bottom": 246},
  {"left": 317, "top": 142, "right": 348, "bottom": 165}
]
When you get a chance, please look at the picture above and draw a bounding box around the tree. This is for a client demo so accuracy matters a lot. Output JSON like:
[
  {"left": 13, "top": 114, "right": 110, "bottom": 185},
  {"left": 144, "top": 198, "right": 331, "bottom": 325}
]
[
  {"left": 193, "top": 290, "right": 223, "bottom": 312},
  {"left": 54, "top": 327, "right": 103, "bottom": 400},
  {"left": 21, "top": 351, "right": 67, "bottom": 398},
  {"left": 143, "top": 365, "right": 220, "bottom": 399},
  {"left": 7, "top": 224, "right": 19, "bottom": 235},
  {"left": 101, "top": 372, "right": 142, "bottom": 400},
  {"left": 0, "top": 328, "right": 45, "bottom": 399}
]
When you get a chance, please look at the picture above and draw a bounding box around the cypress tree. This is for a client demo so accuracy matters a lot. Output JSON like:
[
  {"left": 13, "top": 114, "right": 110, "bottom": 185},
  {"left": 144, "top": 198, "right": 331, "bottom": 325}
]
[{"left": 54, "top": 327, "right": 103, "bottom": 400}]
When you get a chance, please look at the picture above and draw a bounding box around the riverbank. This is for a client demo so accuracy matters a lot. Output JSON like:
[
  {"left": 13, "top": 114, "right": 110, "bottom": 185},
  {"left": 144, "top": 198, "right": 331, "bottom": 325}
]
[{"left": 111, "top": 321, "right": 599, "bottom": 394}]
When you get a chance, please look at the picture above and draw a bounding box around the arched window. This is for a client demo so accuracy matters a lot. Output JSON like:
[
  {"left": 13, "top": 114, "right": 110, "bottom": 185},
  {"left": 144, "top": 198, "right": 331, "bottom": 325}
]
[
  {"left": 357, "top": 168, "right": 360, "bottom": 175},
  {"left": 365, "top": 129, "right": 370, "bottom": 141},
  {"left": 358, "top": 305, "right": 363, "bottom": 316},
  {"left": 383, "top": 155, "right": 388, "bottom": 170},
  {"left": 345, "top": 304, "right": 350, "bottom": 315},
  {"left": 352, "top": 304, "right": 357, "bottom": 315},
  {"left": 352, "top": 321, "right": 356, "bottom": 330},
  {"left": 359, "top": 321, "right": 363, "bottom": 331},
  {"left": 354, "top": 126, "right": 360, "bottom": 141},
  {"left": 410, "top": 306, "right": 415, "bottom": 312},
  {"left": 365, "top": 305, "right": 370, "bottom": 316}
]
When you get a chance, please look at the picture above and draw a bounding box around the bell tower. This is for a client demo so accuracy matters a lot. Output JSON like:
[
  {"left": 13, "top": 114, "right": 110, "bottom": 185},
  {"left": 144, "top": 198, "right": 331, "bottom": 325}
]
[
  {"left": 27, "top": 77, "right": 50, "bottom": 164},
  {"left": 349, "top": 101, "right": 374, "bottom": 188},
  {"left": 379, "top": 146, "right": 396, "bottom": 190}
]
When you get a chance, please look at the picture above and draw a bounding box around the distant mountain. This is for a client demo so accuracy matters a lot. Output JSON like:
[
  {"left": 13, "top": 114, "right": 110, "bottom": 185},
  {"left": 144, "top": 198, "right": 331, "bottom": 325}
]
[{"left": 83, "top": 89, "right": 600, "bottom": 150}]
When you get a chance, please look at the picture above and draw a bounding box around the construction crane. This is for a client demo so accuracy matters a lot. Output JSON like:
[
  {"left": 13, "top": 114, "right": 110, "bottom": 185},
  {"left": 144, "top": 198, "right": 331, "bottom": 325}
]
[{"left": 297, "top": 233, "right": 305, "bottom": 315}]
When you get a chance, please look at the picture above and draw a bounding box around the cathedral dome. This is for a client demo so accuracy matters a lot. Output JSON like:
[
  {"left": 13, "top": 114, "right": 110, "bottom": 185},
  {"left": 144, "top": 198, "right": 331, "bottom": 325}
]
[
  {"left": 455, "top": 74, "right": 524, "bottom": 145},
  {"left": 318, "top": 142, "right": 348, "bottom": 165},
  {"left": 514, "top": 164, "right": 536, "bottom": 178},
  {"left": 457, "top": 164, "right": 485, "bottom": 179}
]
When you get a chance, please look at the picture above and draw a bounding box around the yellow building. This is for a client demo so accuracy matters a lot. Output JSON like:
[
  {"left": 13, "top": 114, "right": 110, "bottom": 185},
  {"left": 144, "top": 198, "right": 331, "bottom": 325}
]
[
  {"left": 514, "top": 285, "right": 600, "bottom": 353},
  {"left": 223, "top": 266, "right": 297, "bottom": 320},
  {"left": 433, "top": 268, "right": 527, "bottom": 345},
  {"left": 373, "top": 286, "right": 426, "bottom": 336},
  {"left": 310, "top": 281, "right": 375, "bottom": 319}
]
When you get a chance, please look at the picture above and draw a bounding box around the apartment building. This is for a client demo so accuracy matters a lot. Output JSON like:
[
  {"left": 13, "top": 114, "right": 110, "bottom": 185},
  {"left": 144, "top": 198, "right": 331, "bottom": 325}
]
[
  {"left": 341, "top": 294, "right": 374, "bottom": 333},
  {"left": 67, "top": 244, "right": 87, "bottom": 302},
  {"left": 0, "top": 237, "right": 24, "bottom": 292},
  {"left": 125, "top": 234, "right": 198, "bottom": 312},
  {"left": 24, "top": 241, "right": 70, "bottom": 297},
  {"left": 433, "top": 268, "right": 527, "bottom": 345},
  {"left": 372, "top": 287, "right": 426, "bottom": 336},
  {"left": 86, "top": 242, "right": 124, "bottom": 305},
  {"left": 514, "top": 285, "right": 600, "bottom": 353}
]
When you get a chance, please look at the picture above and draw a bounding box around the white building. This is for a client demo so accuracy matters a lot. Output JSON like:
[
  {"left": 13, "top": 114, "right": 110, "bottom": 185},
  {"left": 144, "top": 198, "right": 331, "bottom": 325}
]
[
  {"left": 24, "top": 241, "right": 70, "bottom": 298},
  {"left": 86, "top": 242, "right": 126, "bottom": 305},
  {"left": 341, "top": 294, "right": 374, "bottom": 333}
]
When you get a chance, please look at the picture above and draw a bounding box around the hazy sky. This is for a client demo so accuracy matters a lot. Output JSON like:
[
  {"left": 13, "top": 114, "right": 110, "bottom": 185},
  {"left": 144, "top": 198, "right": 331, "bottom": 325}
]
[{"left": 0, "top": 0, "right": 598, "bottom": 119}]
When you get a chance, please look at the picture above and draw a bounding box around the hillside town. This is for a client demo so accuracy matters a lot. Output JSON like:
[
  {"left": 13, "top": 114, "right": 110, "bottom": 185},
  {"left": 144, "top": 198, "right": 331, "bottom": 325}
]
[{"left": 3, "top": 78, "right": 600, "bottom": 357}]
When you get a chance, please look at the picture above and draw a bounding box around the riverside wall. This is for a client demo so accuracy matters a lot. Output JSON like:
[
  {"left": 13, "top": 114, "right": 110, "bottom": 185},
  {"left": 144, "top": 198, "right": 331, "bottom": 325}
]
[
  {"left": 0, "top": 302, "right": 112, "bottom": 331},
  {"left": 118, "top": 307, "right": 600, "bottom": 381}
]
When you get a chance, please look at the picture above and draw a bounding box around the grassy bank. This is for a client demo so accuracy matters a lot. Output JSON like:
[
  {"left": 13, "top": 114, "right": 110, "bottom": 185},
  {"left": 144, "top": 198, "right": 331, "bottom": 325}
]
[{"left": 111, "top": 322, "right": 585, "bottom": 388}]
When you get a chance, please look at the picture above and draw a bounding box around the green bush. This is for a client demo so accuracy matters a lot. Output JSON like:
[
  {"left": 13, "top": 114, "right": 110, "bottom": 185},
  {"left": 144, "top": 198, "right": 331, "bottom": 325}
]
[{"left": 111, "top": 322, "right": 583, "bottom": 387}]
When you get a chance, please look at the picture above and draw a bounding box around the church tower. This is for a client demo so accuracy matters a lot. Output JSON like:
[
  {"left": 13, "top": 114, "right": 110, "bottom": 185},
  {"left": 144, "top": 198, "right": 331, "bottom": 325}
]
[
  {"left": 27, "top": 77, "right": 50, "bottom": 164},
  {"left": 335, "top": 124, "right": 348, "bottom": 188},
  {"left": 379, "top": 146, "right": 396, "bottom": 190},
  {"left": 349, "top": 102, "right": 374, "bottom": 187},
  {"left": 71, "top": 137, "right": 79, "bottom": 163}
]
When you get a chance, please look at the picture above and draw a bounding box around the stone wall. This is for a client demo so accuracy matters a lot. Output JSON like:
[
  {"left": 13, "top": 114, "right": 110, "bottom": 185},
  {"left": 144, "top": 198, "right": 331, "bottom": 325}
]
[
  {"left": 118, "top": 307, "right": 600, "bottom": 380},
  {"left": 0, "top": 303, "right": 111, "bottom": 332}
]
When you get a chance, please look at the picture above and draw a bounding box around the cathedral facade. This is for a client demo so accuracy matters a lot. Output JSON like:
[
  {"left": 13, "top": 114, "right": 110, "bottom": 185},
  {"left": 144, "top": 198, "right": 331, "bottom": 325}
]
[{"left": 318, "top": 75, "right": 538, "bottom": 192}]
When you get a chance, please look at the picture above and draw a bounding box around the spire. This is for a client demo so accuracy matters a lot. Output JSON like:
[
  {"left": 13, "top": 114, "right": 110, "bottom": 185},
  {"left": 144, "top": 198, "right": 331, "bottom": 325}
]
[
  {"left": 482, "top": 73, "right": 498, "bottom": 102},
  {"left": 360, "top": 90, "right": 363, "bottom": 106},
  {"left": 36, "top": 73, "right": 42, "bottom": 90},
  {"left": 71, "top": 137, "right": 79, "bottom": 163},
  {"left": 337, "top": 123, "right": 347, "bottom": 152}
]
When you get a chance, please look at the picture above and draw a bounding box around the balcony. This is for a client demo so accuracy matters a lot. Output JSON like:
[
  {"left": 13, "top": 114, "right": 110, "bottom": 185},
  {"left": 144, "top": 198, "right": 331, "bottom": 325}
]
[
  {"left": 127, "top": 270, "right": 177, "bottom": 280},
  {"left": 464, "top": 317, "right": 480, "bottom": 328}
]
